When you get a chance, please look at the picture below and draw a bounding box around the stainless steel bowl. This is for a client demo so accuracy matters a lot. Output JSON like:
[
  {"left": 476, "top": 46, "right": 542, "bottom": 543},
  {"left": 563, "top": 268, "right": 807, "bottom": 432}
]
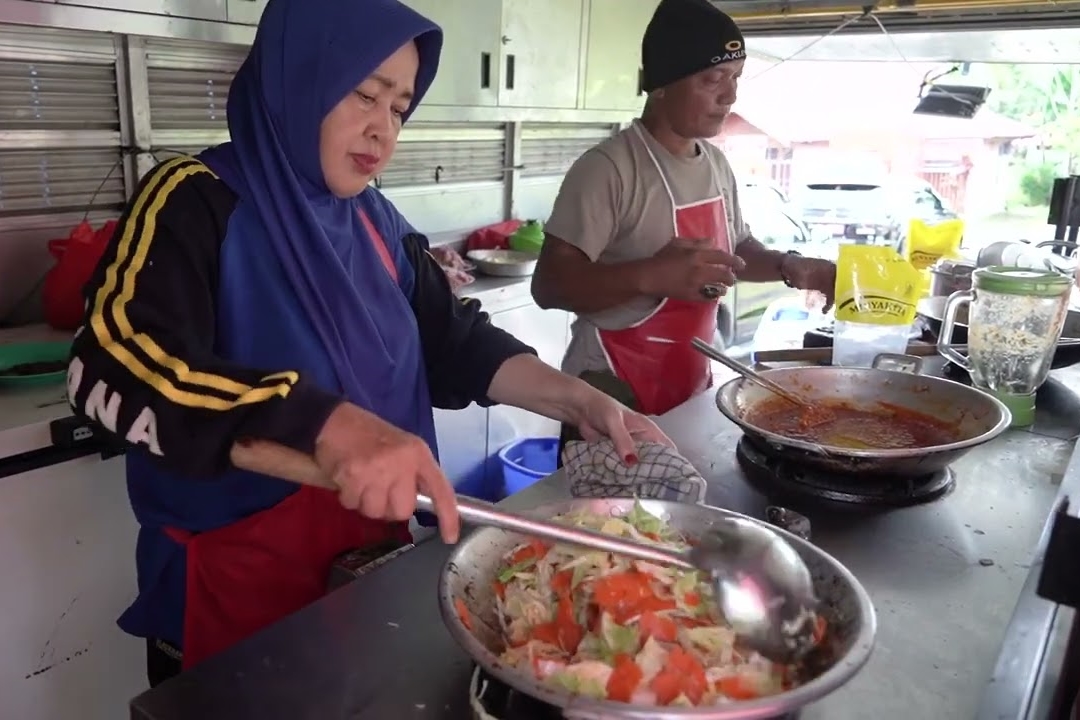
[
  {"left": 439, "top": 498, "right": 877, "bottom": 720},
  {"left": 928, "top": 258, "right": 976, "bottom": 297},
  {"left": 466, "top": 249, "right": 538, "bottom": 277}
]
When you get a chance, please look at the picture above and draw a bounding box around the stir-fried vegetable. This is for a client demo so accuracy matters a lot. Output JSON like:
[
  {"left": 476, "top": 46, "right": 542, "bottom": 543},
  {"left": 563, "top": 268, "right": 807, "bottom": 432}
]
[{"left": 493, "top": 501, "right": 820, "bottom": 707}]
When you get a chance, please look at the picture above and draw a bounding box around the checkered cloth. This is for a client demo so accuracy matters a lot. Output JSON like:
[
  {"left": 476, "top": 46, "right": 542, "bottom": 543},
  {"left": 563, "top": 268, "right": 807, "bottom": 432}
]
[{"left": 562, "top": 440, "right": 707, "bottom": 505}]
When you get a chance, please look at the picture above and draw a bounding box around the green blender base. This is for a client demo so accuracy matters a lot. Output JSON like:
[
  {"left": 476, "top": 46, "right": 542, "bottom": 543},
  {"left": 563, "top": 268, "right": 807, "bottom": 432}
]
[{"left": 992, "top": 391, "right": 1037, "bottom": 428}]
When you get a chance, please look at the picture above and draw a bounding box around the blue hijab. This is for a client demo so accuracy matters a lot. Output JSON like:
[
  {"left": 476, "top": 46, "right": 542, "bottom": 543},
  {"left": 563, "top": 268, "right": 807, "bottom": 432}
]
[
  {"left": 199, "top": 0, "right": 442, "bottom": 446},
  {"left": 118, "top": 0, "right": 445, "bottom": 647}
]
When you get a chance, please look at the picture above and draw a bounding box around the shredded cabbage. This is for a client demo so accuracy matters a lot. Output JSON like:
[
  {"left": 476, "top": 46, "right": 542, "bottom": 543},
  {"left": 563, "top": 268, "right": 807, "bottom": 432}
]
[{"left": 492, "top": 501, "right": 807, "bottom": 707}]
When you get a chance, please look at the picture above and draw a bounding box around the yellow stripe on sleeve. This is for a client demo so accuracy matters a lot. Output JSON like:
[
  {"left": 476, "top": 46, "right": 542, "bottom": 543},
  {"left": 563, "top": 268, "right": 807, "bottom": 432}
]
[{"left": 89, "top": 156, "right": 298, "bottom": 410}]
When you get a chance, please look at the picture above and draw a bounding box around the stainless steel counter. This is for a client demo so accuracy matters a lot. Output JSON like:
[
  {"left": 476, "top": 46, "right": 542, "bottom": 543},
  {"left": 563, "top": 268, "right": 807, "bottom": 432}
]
[{"left": 129, "top": 367, "right": 1080, "bottom": 720}]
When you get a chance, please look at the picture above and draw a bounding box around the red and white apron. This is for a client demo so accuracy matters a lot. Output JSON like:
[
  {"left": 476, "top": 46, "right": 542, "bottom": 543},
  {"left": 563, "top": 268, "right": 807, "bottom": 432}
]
[
  {"left": 596, "top": 124, "right": 731, "bottom": 416},
  {"left": 162, "top": 210, "right": 411, "bottom": 670}
]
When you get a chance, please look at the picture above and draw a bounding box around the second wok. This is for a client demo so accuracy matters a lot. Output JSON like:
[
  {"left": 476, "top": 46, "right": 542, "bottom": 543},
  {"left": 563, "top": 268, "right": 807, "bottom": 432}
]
[{"left": 715, "top": 359, "right": 1012, "bottom": 477}]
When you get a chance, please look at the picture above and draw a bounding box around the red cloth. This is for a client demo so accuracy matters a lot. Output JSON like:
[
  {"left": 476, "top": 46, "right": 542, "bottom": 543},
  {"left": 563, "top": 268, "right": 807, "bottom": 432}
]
[
  {"left": 43, "top": 220, "right": 117, "bottom": 330},
  {"left": 464, "top": 220, "right": 523, "bottom": 252}
]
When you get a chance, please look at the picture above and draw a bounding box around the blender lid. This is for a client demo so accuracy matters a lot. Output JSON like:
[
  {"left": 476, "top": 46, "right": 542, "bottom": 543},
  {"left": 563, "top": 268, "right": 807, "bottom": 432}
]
[{"left": 974, "top": 265, "right": 1073, "bottom": 297}]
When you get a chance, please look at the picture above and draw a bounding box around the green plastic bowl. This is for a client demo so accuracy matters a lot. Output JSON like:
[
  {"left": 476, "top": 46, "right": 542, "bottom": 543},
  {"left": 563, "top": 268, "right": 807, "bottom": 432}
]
[
  {"left": 509, "top": 220, "right": 545, "bottom": 254},
  {"left": 0, "top": 340, "right": 72, "bottom": 388}
]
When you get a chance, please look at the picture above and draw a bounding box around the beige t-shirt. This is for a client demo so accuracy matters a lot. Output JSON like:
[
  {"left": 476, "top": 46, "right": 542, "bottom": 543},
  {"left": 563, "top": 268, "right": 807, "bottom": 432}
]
[{"left": 544, "top": 120, "right": 749, "bottom": 377}]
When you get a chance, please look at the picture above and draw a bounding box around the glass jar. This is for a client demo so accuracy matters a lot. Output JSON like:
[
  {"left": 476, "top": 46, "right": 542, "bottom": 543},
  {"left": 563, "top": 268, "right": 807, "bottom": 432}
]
[{"left": 937, "top": 266, "right": 1072, "bottom": 427}]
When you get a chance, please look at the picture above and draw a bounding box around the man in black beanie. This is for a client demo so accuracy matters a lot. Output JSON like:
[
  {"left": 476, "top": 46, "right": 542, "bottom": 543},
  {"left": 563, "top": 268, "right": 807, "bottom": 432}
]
[{"left": 534, "top": 0, "right": 837, "bottom": 456}]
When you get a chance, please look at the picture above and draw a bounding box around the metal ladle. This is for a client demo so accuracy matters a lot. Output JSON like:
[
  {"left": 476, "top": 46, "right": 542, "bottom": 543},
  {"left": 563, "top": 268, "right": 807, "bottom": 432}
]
[
  {"left": 231, "top": 439, "right": 821, "bottom": 664},
  {"left": 691, "top": 337, "right": 819, "bottom": 412}
]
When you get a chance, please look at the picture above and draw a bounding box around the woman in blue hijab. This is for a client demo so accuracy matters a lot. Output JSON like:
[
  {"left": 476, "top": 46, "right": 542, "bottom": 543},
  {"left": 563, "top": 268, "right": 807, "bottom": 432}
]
[{"left": 67, "top": 0, "right": 668, "bottom": 687}]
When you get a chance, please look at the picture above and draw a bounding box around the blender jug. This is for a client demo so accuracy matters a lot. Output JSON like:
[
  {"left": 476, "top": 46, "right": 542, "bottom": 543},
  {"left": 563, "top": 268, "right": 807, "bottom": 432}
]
[{"left": 937, "top": 266, "right": 1071, "bottom": 427}]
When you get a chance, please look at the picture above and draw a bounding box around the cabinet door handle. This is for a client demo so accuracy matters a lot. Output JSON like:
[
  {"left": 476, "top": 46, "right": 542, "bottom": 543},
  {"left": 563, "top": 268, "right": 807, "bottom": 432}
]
[
  {"left": 505, "top": 53, "right": 516, "bottom": 91},
  {"left": 480, "top": 52, "right": 491, "bottom": 89}
]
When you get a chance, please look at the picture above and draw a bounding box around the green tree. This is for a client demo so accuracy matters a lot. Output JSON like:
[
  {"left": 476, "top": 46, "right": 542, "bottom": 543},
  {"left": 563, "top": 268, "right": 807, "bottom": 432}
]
[{"left": 986, "top": 63, "right": 1080, "bottom": 172}]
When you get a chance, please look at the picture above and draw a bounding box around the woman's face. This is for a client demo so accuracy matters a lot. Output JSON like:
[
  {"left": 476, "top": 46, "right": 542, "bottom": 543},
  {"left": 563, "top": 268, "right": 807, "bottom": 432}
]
[{"left": 319, "top": 41, "right": 418, "bottom": 198}]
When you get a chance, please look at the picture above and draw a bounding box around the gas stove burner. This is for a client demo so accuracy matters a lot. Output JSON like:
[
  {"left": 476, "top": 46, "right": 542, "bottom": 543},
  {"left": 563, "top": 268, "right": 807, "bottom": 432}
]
[
  {"left": 468, "top": 666, "right": 802, "bottom": 719},
  {"left": 736, "top": 437, "right": 955, "bottom": 507},
  {"left": 469, "top": 667, "right": 561, "bottom": 719}
]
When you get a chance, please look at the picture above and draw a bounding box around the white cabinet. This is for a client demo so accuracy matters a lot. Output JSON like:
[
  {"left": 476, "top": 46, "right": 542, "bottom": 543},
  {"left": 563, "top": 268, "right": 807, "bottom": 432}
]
[
  {"left": 226, "top": 0, "right": 268, "bottom": 25},
  {"left": 582, "top": 0, "right": 657, "bottom": 111},
  {"left": 487, "top": 304, "right": 571, "bottom": 441},
  {"left": 0, "top": 457, "right": 144, "bottom": 720},
  {"left": 400, "top": 0, "right": 502, "bottom": 107},
  {"left": 498, "top": 0, "right": 584, "bottom": 109},
  {"left": 433, "top": 405, "right": 489, "bottom": 495},
  {"left": 405, "top": 0, "right": 584, "bottom": 109}
]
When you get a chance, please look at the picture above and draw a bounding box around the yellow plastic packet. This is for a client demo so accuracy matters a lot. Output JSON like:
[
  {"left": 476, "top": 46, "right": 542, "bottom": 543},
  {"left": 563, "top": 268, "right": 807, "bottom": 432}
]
[
  {"left": 834, "top": 245, "right": 921, "bottom": 327},
  {"left": 906, "top": 218, "right": 966, "bottom": 294}
]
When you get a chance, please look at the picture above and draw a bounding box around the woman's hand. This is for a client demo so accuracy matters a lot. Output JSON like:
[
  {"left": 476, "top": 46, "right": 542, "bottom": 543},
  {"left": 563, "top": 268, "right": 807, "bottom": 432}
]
[
  {"left": 313, "top": 403, "right": 461, "bottom": 543},
  {"left": 487, "top": 355, "right": 673, "bottom": 464},
  {"left": 568, "top": 386, "right": 674, "bottom": 464}
]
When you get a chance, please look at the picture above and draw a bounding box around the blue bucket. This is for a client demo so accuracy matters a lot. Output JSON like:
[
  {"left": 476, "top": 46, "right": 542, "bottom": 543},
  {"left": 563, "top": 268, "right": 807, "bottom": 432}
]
[{"left": 499, "top": 437, "right": 559, "bottom": 495}]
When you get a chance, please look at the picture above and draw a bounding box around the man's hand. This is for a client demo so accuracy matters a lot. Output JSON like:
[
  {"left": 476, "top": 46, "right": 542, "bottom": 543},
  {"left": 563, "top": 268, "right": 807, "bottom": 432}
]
[
  {"left": 642, "top": 238, "right": 747, "bottom": 302},
  {"left": 782, "top": 255, "right": 837, "bottom": 309}
]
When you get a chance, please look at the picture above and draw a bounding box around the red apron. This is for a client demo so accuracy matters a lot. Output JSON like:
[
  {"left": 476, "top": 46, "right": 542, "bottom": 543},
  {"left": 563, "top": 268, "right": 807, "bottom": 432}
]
[
  {"left": 596, "top": 124, "right": 732, "bottom": 416},
  {"left": 163, "top": 210, "right": 411, "bottom": 670}
]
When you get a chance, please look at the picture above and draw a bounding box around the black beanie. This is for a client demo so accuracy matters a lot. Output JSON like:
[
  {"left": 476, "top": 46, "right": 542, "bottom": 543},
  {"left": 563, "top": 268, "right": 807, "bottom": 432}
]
[{"left": 641, "top": 0, "right": 746, "bottom": 93}]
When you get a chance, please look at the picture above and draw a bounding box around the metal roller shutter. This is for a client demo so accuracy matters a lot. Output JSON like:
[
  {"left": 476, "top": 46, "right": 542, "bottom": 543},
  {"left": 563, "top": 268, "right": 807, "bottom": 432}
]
[
  {"left": 377, "top": 122, "right": 506, "bottom": 188},
  {"left": 143, "top": 36, "right": 247, "bottom": 155},
  {"left": 0, "top": 26, "right": 124, "bottom": 217},
  {"left": 155, "top": 127, "right": 511, "bottom": 189},
  {"left": 0, "top": 25, "right": 124, "bottom": 321},
  {"left": 519, "top": 123, "right": 614, "bottom": 178}
]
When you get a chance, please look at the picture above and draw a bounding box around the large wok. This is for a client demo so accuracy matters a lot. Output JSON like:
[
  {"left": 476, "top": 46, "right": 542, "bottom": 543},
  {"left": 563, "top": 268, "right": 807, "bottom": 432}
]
[
  {"left": 715, "top": 357, "right": 1011, "bottom": 477},
  {"left": 917, "top": 295, "right": 1080, "bottom": 369},
  {"left": 440, "top": 497, "right": 877, "bottom": 720}
]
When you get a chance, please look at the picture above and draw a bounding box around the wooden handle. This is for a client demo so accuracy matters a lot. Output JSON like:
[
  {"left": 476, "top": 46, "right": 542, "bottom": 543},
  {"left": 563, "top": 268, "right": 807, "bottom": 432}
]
[{"left": 229, "top": 439, "right": 335, "bottom": 490}]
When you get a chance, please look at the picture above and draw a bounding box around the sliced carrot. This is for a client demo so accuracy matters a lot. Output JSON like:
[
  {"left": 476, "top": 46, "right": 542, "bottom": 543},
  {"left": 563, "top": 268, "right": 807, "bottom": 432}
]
[
  {"left": 812, "top": 615, "right": 828, "bottom": 645},
  {"left": 650, "top": 670, "right": 684, "bottom": 705},
  {"left": 717, "top": 675, "right": 761, "bottom": 700},
  {"left": 492, "top": 580, "right": 507, "bottom": 600},
  {"left": 560, "top": 623, "right": 584, "bottom": 654},
  {"left": 527, "top": 595, "right": 584, "bottom": 654},
  {"left": 555, "top": 595, "right": 575, "bottom": 625},
  {"left": 683, "top": 591, "right": 701, "bottom": 607},
  {"left": 552, "top": 569, "right": 574, "bottom": 595},
  {"left": 592, "top": 571, "right": 675, "bottom": 623},
  {"left": 665, "top": 646, "right": 708, "bottom": 704},
  {"left": 529, "top": 618, "right": 584, "bottom": 654},
  {"left": 592, "top": 572, "right": 653, "bottom": 620},
  {"left": 637, "top": 595, "right": 677, "bottom": 615},
  {"left": 606, "top": 653, "right": 644, "bottom": 702},
  {"left": 638, "top": 611, "right": 678, "bottom": 643},
  {"left": 454, "top": 597, "right": 473, "bottom": 631},
  {"left": 530, "top": 622, "right": 561, "bottom": 647},
  {"left": 510, "top": 538, "right": 550, "bottom": 565}
]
